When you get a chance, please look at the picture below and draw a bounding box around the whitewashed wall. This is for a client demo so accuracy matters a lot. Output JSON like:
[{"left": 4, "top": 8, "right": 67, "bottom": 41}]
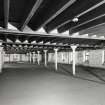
[
  {"left": 89, "top": 50, "right": 103, "bottom": 66},
  {"left": 76, "top": 51, "right": 84, "bottom": 64},
  {"left": 48, "top": 50, "right": 105, "bottom": 67},
  {"left": 4, "top": 54, "right": 10, "bottom": 62},
  {"left": 48, "top": 52, "right": 73, "bottom": 64},
  {"left": 48, "top": 53, "right": 55, "bottom": 63},
  {"left": 4, "top": 53, "right": 42, "bottom": 63},
  {"left": 3, "top": 49, "right": 105, "bottom": 67},
  {"left": 21, "top": 54, "right": 29, "bottom": 62},
  {"left": 10, "top": 54, "right": 14, "bottom": 62},
  {"left": 58, "top": 52, "right": 69, "bottom": 63}
]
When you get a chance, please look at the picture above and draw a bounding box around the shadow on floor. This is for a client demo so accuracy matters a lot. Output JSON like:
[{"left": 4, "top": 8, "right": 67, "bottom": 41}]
[{"left": 47, "top": 63, "right": 105, "bottom": 85}]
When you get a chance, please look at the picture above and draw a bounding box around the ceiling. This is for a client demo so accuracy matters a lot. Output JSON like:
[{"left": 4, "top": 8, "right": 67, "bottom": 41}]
[{"left": 0, "top": 0, "right": 105, "bottom": 52}]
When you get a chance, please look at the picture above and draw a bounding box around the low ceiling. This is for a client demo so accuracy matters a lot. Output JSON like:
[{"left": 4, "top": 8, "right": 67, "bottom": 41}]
[{"left": 0, "top": 0, "right": 105, "bottom": 52}]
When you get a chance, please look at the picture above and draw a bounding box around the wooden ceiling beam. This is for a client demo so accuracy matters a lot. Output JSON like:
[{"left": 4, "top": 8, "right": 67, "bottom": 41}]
[
  {"left": 4, "top": 0, "right": 10, "bottom": 29},
  {"left": 51, "top": 0, "right": 105, "bottom": 32},
  {"left": 71, "top": 15, "right": 105, "bottom": 34},
  {"left": 79, "top": 22, "right": 105, "bottom": 34},
  {"left": 39, "top": 0, "right": 76, "bottom": 29},
  {"left": 71, "top": 13, "right": 105, "bottom": 30},
  {"left": 80, "top": 28, "right": 105, "bottom": 35},
  {"left": 20, "top": 0, "right": 43, "bottom": 31},
  {"left": 74, "top": 21, "right": 105, "bottom": 35}
]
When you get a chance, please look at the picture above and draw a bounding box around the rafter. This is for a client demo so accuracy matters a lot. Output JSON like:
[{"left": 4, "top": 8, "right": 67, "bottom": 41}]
[
  {"left": 20, "top": 0, "right": 43, "bottom": 31},
  {"left": 4, "top": 0, "right": 10, "bottom": 29},
  {"left": 83, "top": 23, "right": 105, "bottom": 33},
  {"left": 39, "top": 0, "right": 76, "bottom": 28},
  {"left": 71, "top": 13, "right": 105, "bottom": 30},
  {"left": 72, "top": 19, "right": 105, "bottom": 34},
  {"left": 49, "top": 0, "right": 105, "bottom": 32}
]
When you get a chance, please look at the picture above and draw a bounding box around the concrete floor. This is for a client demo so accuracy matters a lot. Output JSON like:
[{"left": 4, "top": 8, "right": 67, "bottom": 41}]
[{"left": 0, "top": 63, "right": 105, "bottom": 105}]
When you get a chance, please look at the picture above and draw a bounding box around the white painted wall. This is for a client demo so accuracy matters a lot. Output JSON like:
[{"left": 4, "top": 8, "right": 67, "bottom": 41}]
[
  {"left": 4, "top": 53, "right": 42, "bottom": 63},
  {"left": 3, "top": 49, "right": 105, "bottom": 67},
  {"left": 4, "top": 54, "right": 29, "bottom": 62},
  {"left": 48, "top": 49, "right": 105, "bottom": 67},
  {"left": 48, "top": 53, "right": 55, "bottom": 63},
  {"left": 76, "top": 51, "right": 84, "bottom": 64},
  {"left": 48, "top": 52, "right": 73, "bottom": 64},
  {"left": 89, "top": 49, "right": 103, "bottom": 66},
  {"left": 58, "top": 52, "right": 69, "bottom": 63}
]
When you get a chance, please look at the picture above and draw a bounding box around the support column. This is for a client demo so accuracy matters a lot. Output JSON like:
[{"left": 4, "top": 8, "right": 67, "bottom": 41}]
[
  {"left": 71, "top": 45, "right": 77, "bottom": 75},
  {"left": 2, "top": 51, "right": 5, "bottom": 65},
  {"left": 102, "top": 50, "right": 105, "bottom": 64},
  {"left": 83, "top": 50, "right": 86, "bottom": 63},
  {"left": 44, "top": 50, "right": 47, "bottom": 67},
  {"left": 9, "top": 53, "right": 10, "bottom": 63},
  {"left": 29, "top": 52, "right": 32, "bottom": 63},
  {"left": 37, "top": 51, "right": 40, "bottom": 65},
  {"left": 33, "top": 52, "right": 35, "bottom": 63},
  {"left": 20, "top": 53, "right": 22, "bottom": 62},
  {"left": 0, "top": 44, "right": 3, "bottom": 73},
  {"left": 27, "top": 53, "right": 30, "bottom": 62},
  {"left": 61, "top": 52, "right": 64, "bottom": 63},
  {"left": 54, "top": 48, "right": 58, "bottom": 71}
]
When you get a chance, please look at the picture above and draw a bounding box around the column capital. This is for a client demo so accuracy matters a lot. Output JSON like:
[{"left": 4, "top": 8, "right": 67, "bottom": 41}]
[
  {"left": 43, "top": 50, "right": 48, "bottom": 53},
  {"left": 37, "top": 51, "right": 40, "bottom": 53},
  {"left": 54, "top": 48, "right": 58, "bottom": 52},
  {"left": 71, "top": 45, "right": 77, "bottom": 50}
]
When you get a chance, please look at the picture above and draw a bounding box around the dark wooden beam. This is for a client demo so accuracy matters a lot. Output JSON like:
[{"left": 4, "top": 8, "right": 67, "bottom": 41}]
[
  {"left": 79, "top": 22, "right": 105, "bottom": 34},
  {"left": 20, "top": 0, "right": 43, "bottom": 31},
  {"left": 72, "top": 15, "right": 105, "bottom": 34},
  {"left": 4, "top": 0, "right": 10, "bottom": 29},
  {"left": 43, "top": 37, "right": 55, "bottom": 43},
  {"left": 79, "top": 24, "right": 105, "bottom": 35},
  {"left": 39, "top": 0, "right": 76, "bottom": 29},
  {"left": 50, "top": 38, "right": 58, "bottom": 43},
  {"left": 46, "top": 0, "right": 105, "bottom": 32},
  {"left": 71, "top": 13, "right": 105, "bottom": 31},
  {"left": 58, "top": 1, "right": 105, "bottom": 33},
  {"left": 36, "top": 37, "right": 44, "bottom": 43}
]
